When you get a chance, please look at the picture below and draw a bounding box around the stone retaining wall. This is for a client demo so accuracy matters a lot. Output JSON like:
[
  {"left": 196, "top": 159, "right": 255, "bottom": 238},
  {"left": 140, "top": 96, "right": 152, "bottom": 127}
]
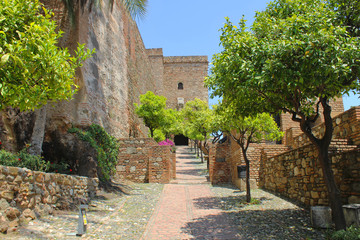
[
  {"left": 286, "top": 107, "right": 360, "bottom": 149},
  {"left": 0, "top": 165, "right": 99, "bottom": 210},
  {"left": 116, "top": 138, "right": 176, "bottom": 183},
  {"left": 259, "top": 144, "right": 359, "bottom": 206}
]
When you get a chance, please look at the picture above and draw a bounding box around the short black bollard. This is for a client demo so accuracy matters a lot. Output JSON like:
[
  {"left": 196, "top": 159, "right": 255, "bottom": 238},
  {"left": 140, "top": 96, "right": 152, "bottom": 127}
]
[{"left": 77, "top": 204, "right": 88, "bottom": 236}]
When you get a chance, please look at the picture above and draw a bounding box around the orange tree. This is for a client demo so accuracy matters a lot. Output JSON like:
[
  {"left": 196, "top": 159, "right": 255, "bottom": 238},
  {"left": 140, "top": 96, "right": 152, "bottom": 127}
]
[
  {"left": 213, "top": 104, "right": 283, "bottom": 203},
  {"left": 0, "top": 0, "right": 93, "bottom": 111},
  {"left": 206, "top": 0, "right": 360, "bottom": 230}
]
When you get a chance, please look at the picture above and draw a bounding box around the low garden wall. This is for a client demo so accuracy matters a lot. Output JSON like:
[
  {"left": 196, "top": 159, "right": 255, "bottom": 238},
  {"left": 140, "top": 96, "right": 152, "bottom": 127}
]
[
  {"left": 0, "top": 164, "right": 98, "bottom": 232},
  {"left": 0, "top": 165, "right": 99, "bottom": 209},
  {"left": 116, "top": 138, "right": 176, "bottom": 183}
]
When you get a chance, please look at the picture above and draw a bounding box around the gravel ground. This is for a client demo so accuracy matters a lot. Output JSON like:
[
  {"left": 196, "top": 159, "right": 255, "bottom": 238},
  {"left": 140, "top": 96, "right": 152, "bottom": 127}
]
[
  {"left": 1, "top": 182, "right": 163, "bottom": 240},
  {"left": 211, "top": 184, "right": 327, "bottom": 240}
]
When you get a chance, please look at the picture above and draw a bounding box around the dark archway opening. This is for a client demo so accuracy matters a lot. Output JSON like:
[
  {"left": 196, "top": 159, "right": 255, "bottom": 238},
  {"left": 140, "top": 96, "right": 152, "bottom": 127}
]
[{"left": 174, "top": 135, "right": 188, "bottom": 146}]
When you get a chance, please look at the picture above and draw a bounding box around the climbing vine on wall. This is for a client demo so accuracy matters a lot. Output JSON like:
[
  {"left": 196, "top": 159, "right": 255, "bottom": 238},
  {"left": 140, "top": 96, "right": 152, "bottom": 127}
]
[{"left": 68, "top": 124, "right": 119, "bottom": 181}]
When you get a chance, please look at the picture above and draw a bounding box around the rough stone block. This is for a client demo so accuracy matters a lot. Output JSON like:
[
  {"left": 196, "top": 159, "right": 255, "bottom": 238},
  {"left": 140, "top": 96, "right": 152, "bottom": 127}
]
[
  {"left": 311, "top": 206, "right": 332, "bottom": 228},
  {"left": 343, "top": 204, "right": 360, "bottom": 227}
]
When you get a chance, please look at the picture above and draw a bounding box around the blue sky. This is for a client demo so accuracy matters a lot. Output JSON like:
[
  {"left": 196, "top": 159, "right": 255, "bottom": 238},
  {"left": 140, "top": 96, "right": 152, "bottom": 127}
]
[{"left": 137, "top": 0, "right": 360, "bottom": 110}]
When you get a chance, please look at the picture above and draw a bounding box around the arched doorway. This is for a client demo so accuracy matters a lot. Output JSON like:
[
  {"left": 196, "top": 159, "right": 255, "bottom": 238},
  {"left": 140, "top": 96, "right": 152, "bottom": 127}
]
[{"left": 174, "top": 135, "right": 189, "bottom": 146}]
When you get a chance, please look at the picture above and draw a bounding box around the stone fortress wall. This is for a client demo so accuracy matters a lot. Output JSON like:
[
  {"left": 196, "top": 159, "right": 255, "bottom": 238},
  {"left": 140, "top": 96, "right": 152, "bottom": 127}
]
[
  {"left": 147, "top": 49, "right": 209, "bottom": 109},
  {"left": 41, "top": 0, "right": 209, "bottom": 141}
]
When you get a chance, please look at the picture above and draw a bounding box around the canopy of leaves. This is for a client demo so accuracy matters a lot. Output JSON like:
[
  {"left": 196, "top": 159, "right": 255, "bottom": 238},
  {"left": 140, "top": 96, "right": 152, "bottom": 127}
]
[
  {"left": 206, "top": 0, "right": 360, "bottom": 119},
  {"left": 134, "top": 91, "right": 167, "bottom": 136},
  {"left": 0, "top": 0, "right": 94, "bottom": 111},
  {"left": 329, "top": 0, "right": 360, "bottom": 37},
  {"left": 161, "top": 108, "right": 183, "bottom": 138},
  {"left": 182, "top": 98, "right": 213, "bottom": 141},
  {"left": 214, "top": 103, "right": 283, "bottom": 145}
]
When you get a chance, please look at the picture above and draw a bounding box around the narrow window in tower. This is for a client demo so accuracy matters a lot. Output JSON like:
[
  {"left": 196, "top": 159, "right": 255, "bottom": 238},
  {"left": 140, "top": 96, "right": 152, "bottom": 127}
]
[{"left": 178, "top": 82, "right": 184, "bottom": 90}]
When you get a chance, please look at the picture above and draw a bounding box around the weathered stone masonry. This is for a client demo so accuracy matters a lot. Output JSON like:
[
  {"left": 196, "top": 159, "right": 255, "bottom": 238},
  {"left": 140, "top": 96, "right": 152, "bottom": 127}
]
[
  {"left": 260, "top": 107, "right": 360, "bottom": 206},
  {"left": 209, "top": 107, "right": 360, "bottom": 206},
  {"left": 0, "top": 165, "right": 98, "bottom": 211},
  {"left": 115, "top": 138, "right": 176, "bottom": 184}
]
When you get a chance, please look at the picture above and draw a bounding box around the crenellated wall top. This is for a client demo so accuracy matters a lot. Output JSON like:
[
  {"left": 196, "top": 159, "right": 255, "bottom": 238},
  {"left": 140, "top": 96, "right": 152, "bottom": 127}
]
[{"left": 164, "top": 56, "right": 208, "bottom": 64}]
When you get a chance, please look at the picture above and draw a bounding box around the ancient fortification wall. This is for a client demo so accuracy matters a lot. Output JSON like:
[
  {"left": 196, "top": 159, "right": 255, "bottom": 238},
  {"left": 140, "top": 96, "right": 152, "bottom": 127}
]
[
  {"left": 162, "top": 56, "right": 209, "bottom": 109},
  {"left": 147, "top": 50, "right": 209, "bottom": 109},
  {"left": 42, "top": 0, "right": 155, "bottom": 140}
]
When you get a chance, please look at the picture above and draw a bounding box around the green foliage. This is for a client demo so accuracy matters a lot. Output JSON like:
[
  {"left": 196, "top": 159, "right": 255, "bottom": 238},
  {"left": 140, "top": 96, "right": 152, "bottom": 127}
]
[
  {"left": 0, "top": 0, "right": 94, "bottom": 111},
  {"left": 329, "top": 0, "right": 360, "bottom": 37},
  {"left": 68, "top": 124, "right": 119, "bottom": 181},
  {"left": 48, "top": 161, "right": 70, "bottom": 174},
  {"left": 214, "top": 103, "right": 283, "bottom": 147},
  {"left": 206, "top": 0, "right": 360, "bottom": 118},
  {"left": 161, "top": 108, "right": 183, "bottom": 138},
  {"left": 63, "top": 0, "right": 148, "bottom": 24},
  {"left": 135, "top": 91, "right": 169, "bottom": 138},
  {"left": 181, "top": 98, "right": 213, "bottom": 141},
  {"left": 0, "top": 148, "right": 50, "bottom": 172},
  {"left": 329, "top": 226, "right": 360, "bottom": 240},
  {"left": 153, "top": 129, "right": 166, "bottom": 143},
  {"left": 121, "top": 0, "right": 148, "bottom": 19}
]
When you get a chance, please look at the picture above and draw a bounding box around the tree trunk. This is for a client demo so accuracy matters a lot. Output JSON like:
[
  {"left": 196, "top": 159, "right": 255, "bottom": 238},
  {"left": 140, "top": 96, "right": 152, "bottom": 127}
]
[
  {"left": 190, "top": 140, "right": 193, "bottom": 152},
  {"left": 149, "top": 128, "right": 154, "bottom": 138},
  {"left": 28, "top": 107, "right": 47, "bottom": 156},
  {"left": 200, "top": 141, "right": 203, "bottom": 163},
  {"left": 317, "top": 145, "right": 346, "bottom": 230},
  {"left": 196, "top": 140, "right": 199, "bottom": 157},
  {"left": 0, "top": 110, "right": 17, "bottom": 152},
  {"left": 241, "top": 147, "right": 251, "bottom": 203},
  {"left": 299, "top": 98, "right": 346, "bottom": 230}
]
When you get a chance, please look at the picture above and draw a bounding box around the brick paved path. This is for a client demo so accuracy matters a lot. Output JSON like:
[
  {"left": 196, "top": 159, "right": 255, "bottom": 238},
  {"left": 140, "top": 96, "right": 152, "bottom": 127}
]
[{"left": 141, "top": 146, "right": 240, "bottom": 240}]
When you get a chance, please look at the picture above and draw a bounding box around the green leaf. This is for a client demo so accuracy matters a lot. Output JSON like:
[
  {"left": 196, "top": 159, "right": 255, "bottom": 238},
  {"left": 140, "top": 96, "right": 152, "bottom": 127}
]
[{"left": 1, "top": 54, "right": 9, "bottom": 65}]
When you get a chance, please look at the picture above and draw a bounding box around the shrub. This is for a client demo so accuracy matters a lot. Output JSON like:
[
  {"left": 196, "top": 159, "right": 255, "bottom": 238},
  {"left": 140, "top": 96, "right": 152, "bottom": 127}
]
[
  {"left": 330, "top": 226, "right": 360, "bottom": 240},
  {"left": 68, "top": 124, "right": 119, "bottom": 181},
  {"left": 158, "top": 139, "right": 174, "bottom": 146},
  {"left": 0, "top": 148, "right": 50, "bottom": 172}
]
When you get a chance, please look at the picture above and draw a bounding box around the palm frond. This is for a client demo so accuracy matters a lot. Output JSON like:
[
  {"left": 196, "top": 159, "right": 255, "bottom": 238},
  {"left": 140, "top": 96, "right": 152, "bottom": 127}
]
[{"left": 121, "top": 0, "right": 148, "bottom": 20}]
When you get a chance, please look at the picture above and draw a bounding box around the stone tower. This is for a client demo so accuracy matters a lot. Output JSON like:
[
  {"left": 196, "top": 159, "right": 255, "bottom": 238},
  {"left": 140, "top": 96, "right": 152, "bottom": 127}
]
[{"left": 147, "top": 48, "right": 209, "bottom": 109}]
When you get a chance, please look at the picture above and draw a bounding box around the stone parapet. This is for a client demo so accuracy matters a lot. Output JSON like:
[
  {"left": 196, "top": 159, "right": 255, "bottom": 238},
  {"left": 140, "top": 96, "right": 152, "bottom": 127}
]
[{"left": 164, "top": 56, "right": 208, "bottom": 64}]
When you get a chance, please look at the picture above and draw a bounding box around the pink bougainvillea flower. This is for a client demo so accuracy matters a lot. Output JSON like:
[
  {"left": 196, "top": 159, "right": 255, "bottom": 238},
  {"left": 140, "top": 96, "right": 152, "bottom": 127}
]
[{"left": 158, "top": 139, "right": 174, "bottom": 146}]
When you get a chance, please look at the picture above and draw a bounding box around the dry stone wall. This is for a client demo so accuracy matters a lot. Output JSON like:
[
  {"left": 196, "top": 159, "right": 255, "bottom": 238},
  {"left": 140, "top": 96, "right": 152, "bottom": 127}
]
[
  {"left": 0, "top": 165, "right": 98, "bottom": 209},
  {"left": 287, "top": 107, "right": 360, "bottom": 149},
  {"left": 260, "top": 107, "right": 360, "bottom": 206},
  {"left": 0, "top": 164, "right": 98, "bottom": 229},
  {"left": 259, "top": 144, "right": 359, "bottom": 206}
]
